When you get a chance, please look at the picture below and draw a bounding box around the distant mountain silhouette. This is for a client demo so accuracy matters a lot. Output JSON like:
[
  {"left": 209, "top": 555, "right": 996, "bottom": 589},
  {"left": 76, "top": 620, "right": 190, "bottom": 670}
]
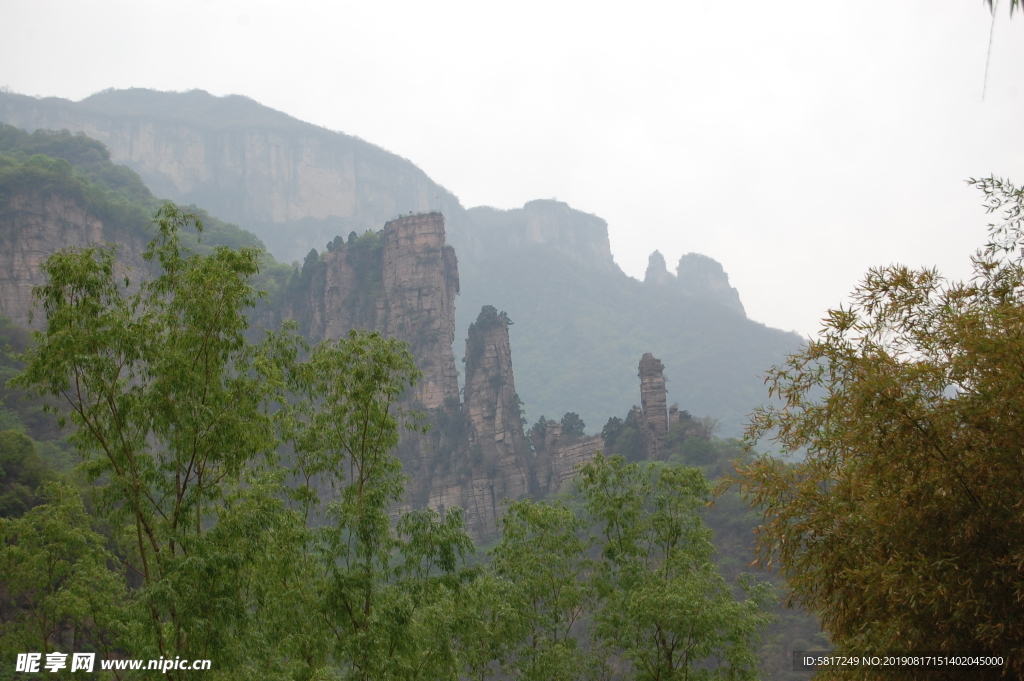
[{"left": 0, "top": 88, "right": 802, "bottom": 434}]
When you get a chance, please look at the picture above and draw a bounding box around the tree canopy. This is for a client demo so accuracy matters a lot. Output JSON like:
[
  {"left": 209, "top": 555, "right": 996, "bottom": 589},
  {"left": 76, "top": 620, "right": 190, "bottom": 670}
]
[
  {"left": 1, "top": 202, "right": 775, "bottom": 680},
  {"left": 731, "top": 177, "right": 1024, "bottom": 679}
]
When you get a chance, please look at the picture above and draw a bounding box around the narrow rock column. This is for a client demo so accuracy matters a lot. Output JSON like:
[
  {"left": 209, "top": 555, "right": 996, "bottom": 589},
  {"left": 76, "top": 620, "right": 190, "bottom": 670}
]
[
  {"left": 458, "top": 305, "right": 531, "bottom": 535},
  {"left": 382, "top": 212, "right": 461, "bottom": 409},
  {"left": 639, "top": 352, "right": 668, "bottom": 435}
]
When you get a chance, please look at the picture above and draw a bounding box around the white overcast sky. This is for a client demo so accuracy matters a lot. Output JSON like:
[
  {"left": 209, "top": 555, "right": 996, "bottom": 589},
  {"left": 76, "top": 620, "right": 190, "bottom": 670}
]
[{"left": 2, "top": 0, "right": 1023, "bottom": 337}]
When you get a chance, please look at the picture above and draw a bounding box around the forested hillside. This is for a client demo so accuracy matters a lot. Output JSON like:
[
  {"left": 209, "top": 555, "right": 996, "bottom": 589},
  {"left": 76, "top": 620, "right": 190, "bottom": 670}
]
[
  {"left": 0, "top": 132, "right": 826, "bottom": 678},
  {"left": 0, "top": 198, "right": 815, "bottom": 680}
]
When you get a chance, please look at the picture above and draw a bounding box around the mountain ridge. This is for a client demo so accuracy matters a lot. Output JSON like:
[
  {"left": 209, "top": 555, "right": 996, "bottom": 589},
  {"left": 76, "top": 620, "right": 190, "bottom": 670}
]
[{"left": 0, "top": 87, "right": 802, "bottom": 434}]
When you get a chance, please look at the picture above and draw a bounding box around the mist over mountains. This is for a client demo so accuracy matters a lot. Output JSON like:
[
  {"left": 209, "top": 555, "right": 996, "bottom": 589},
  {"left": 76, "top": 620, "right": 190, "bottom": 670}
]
[{"left": 0, "top": 87, "right": 802, "bottom": 434}]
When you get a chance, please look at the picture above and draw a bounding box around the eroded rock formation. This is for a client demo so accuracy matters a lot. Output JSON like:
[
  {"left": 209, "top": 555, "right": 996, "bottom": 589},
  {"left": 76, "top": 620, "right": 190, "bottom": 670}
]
[
  {"left": 0, "top": 187, "right": 147, "bottom": 327},
  {"left": 643, "top": 249, "right": 746, "bottom": 317},
  {"left": 463, "top": 200, "right": 617, "bottom": 271},
  {"left": 382, "top": 214, "right": 461, "bottom": 409},
  {"left": 424, "top": 306, "right": 533, "bottom": 537},
  {"left": 675, "top": 253, "right": 745, "bottom": 316},
  {"left": 639, "top": 353, "right": 668, "bottom": 436},
  {"left": 644, "top": 251, "right": 673, "bottom": 287},
  {"left": 531, "top": 423, "right": 604, "bottom": 498},
  {"left": 0, "top": 89, "right": 475, "bottom": 266},
  {"left": 284, "top": 217, "right": 537, "bottom": 537},
  {"left": 286, "top": 212, "right": 460, "bottom": 410}
]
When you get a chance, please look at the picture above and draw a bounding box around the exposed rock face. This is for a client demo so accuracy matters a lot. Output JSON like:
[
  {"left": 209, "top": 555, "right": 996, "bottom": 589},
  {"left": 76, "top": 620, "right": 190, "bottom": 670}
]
[
  {"left": 644, "top": 250, "right": 673, "bottom": 286},
  {"left": 543, "top": 421, "right": 563, "bottom": 451},
  {"left": 463, "top": 200, "right": 616, "bottom": 272},
  {"left": 462, "top": 307, "right": 528, "bottom": 467},
  {"left": 0, "top": 88, "right": 472, "bottom": 265},
  {"left": 532, "top": 430, "right": 605, "bottom": 497},
  {"left": 643, "top": 249, "right": 745, "bottom": 317},
  {"left": 1, "top": 89, "right": 799, "bottom": 439},
  {"left": 675, "top": 253, "right": 745, "bottom": 316},
  {"left": 630, "top": 353, "right": 672, "bottom": 460},
  {"left": 0, "top": 188, "right": 147, "bottom": 327},
  {"left": 287, "top": 212, "right": 460, "bottom": 410},
  {"left": 382, "top": 214, "right": 461, "bottom": 409},
  {"left": 284, "top": 221, "right": 532, "bottom": 538},
  {"left": 425, "top": 306, "right": 533, "bottom": 537},
  {"left": 639, "top": 353, "right": 668, "bottom": 436},
  {"left": 528, "top": 416, "right": 605, "bottom": 497}
]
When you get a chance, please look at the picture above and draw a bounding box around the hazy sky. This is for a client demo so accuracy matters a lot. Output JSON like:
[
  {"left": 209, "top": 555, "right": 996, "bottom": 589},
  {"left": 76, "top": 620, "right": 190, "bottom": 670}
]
[{"left": 2, "top": 0, "right": 1022, "bottom": 336}]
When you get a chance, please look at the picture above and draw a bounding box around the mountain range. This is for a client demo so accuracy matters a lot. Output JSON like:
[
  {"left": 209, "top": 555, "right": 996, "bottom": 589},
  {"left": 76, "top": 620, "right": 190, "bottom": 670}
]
[{"left": 0, "top": 87, "right": 802, "bottom": 435}]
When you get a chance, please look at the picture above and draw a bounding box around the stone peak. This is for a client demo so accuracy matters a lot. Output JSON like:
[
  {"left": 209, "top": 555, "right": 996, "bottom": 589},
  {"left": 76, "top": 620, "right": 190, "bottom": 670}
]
[{"left": 644, "top": 250, "right": 672, "bottom": 285}]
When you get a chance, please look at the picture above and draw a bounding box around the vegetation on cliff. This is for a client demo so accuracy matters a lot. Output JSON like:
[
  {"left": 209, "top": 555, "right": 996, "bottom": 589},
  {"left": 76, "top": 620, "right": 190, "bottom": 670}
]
[
  {"left": 463, "top": 305, "right": 510, "bottom": 379},
  {"left": 0, "top": 89, "right": 804, "bottom": 439},
  {"left": 457, "top": 242, "right": 801, "bottom": 437},
  {"left": 0, "top": 205, "right": 775, "bottom": 681},
  {"left": 0, "top": 124, "right": 266, "bottom": 254},
  {"left": 5, "top": 117, "right": 1023, "bottom": 678},
  {"left": 0, "top": 124, "right": 295, "bottom": 326}
]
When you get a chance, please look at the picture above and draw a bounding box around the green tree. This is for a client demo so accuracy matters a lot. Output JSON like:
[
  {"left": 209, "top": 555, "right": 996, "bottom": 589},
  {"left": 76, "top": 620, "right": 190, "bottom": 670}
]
[
  {"left": 560, "top": 412, "right": 585, "bottom": 438},
  {"left": 280, "top": 328, "right": 478, "bottom": 681},
  {"left": 0, "top": 430, "right": 49, "bottom": 518},
  {"left": 11, "top": 204, "right": 299, "bottom": 676},
  {"left": 579, "top": 455, "right": 774, "bottom": 681},
  {"left": 491, "top": 500, "right": 594, "bottom": 681},
  {"left": 0, "top": 482, "right": 125, "bottom": 675},
  {"left": 600, "top": 416, "right": 623, "bottom": 450},
  {"left": 732, "top": 177, "right": 1024, "bottom": 679},
  {"left": 11, "top": 202, "right": 480, "bottom": 681}
]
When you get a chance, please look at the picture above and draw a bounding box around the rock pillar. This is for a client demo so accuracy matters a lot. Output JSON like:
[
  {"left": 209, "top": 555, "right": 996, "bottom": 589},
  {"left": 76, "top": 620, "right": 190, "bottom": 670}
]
[
  {"left": 639, "top": 352, "right": 668, "bottom": 435},
  {"left": 382, "top": 213, "right": 461, "bottom": 409}
]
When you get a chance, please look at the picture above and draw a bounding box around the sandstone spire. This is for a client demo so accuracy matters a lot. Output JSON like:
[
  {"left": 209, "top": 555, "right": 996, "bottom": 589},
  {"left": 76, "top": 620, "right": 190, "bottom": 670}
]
[
  {"left": 382, "top": 212, "right": 460, "bottom": 409},
  {"left": 644, "top": 250, "right": 673, "bottom": 286},
  {"left": 425, "top": 305, "right": 532, "bottom": 538},
  {"left": 639, "top": 352, "right": 668, "bottom": 435},
  {"left": 291, "top": 212, "right": 461, "bottom": 410}
]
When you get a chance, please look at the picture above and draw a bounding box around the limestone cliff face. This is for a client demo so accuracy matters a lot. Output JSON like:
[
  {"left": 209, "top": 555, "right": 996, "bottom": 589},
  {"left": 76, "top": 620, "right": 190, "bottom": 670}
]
[
  {"left": 639, "top": 353, "right": 668, "bottom": 436},
  {"left": 633, "top": 353, "right": 669, "bottom": 460},
  {"left": 675, "top": 253, "right": 745, "bottom": 316},
  {"left": 531, "top": 420, "right": 604, "bottom": 497},
  {"left": 0, "top": 89, "right": 473, "bottom": 266},
  {"left": 287, "top": 212, "right": 460, "bottom": 410},
  {"left": 0, "top": 188, "right": 147, "bottom": 327},
  {"left": 643, "top": 249, "right": 746, "bottom": 317},
  {"left": 425, "top": 306, "right": 532, "bottom": 537},
  {"left": 0, "top": 89, "right": 789, "bottom": 439},
  {"left": 382, "top": 214, "right": 461, "bottom": 410},
  {"left": 644, "top": 251, "right": 673, "bottom": 287},
  {"left": 463, "top": 200, "right": 616, "bottom": 272}
]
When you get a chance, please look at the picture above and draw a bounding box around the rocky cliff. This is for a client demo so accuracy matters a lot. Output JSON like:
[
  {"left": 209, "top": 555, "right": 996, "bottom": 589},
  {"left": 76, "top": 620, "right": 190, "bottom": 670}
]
[
  {"left": 0, "top": 178, "right": 148, "bottom": 328},
  {"left": 675, "top": 253, "right": 745, "bottom": 316},
  {"left": 382, "top": 214, "right": 461, "bottom": 410},
  {"left": 638, "top": 352, "right": 668, "bottom": 436},
  {"left": 285, "top": 212, "right": 460, "bottom": 410},
  {"left": 643, "top": 250, "right": 745, "bottom": 316},
  {"left": 0, "top": 89, "right": 802, "bottom": 437},
  {"left": 422, "top": 306, "right": 533, "bottom": 536},
  {"left": 463, "top": 200, "right": 616, "bottom": 272},
  {"left": 0, "top": 89, "right": 473, "bottom": 266},
  {"left": 284, "top": 216, "right": 534, "bottom": 537},
  {"left": 530, "top": 417, "right": 604, "bottom": 497}
]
